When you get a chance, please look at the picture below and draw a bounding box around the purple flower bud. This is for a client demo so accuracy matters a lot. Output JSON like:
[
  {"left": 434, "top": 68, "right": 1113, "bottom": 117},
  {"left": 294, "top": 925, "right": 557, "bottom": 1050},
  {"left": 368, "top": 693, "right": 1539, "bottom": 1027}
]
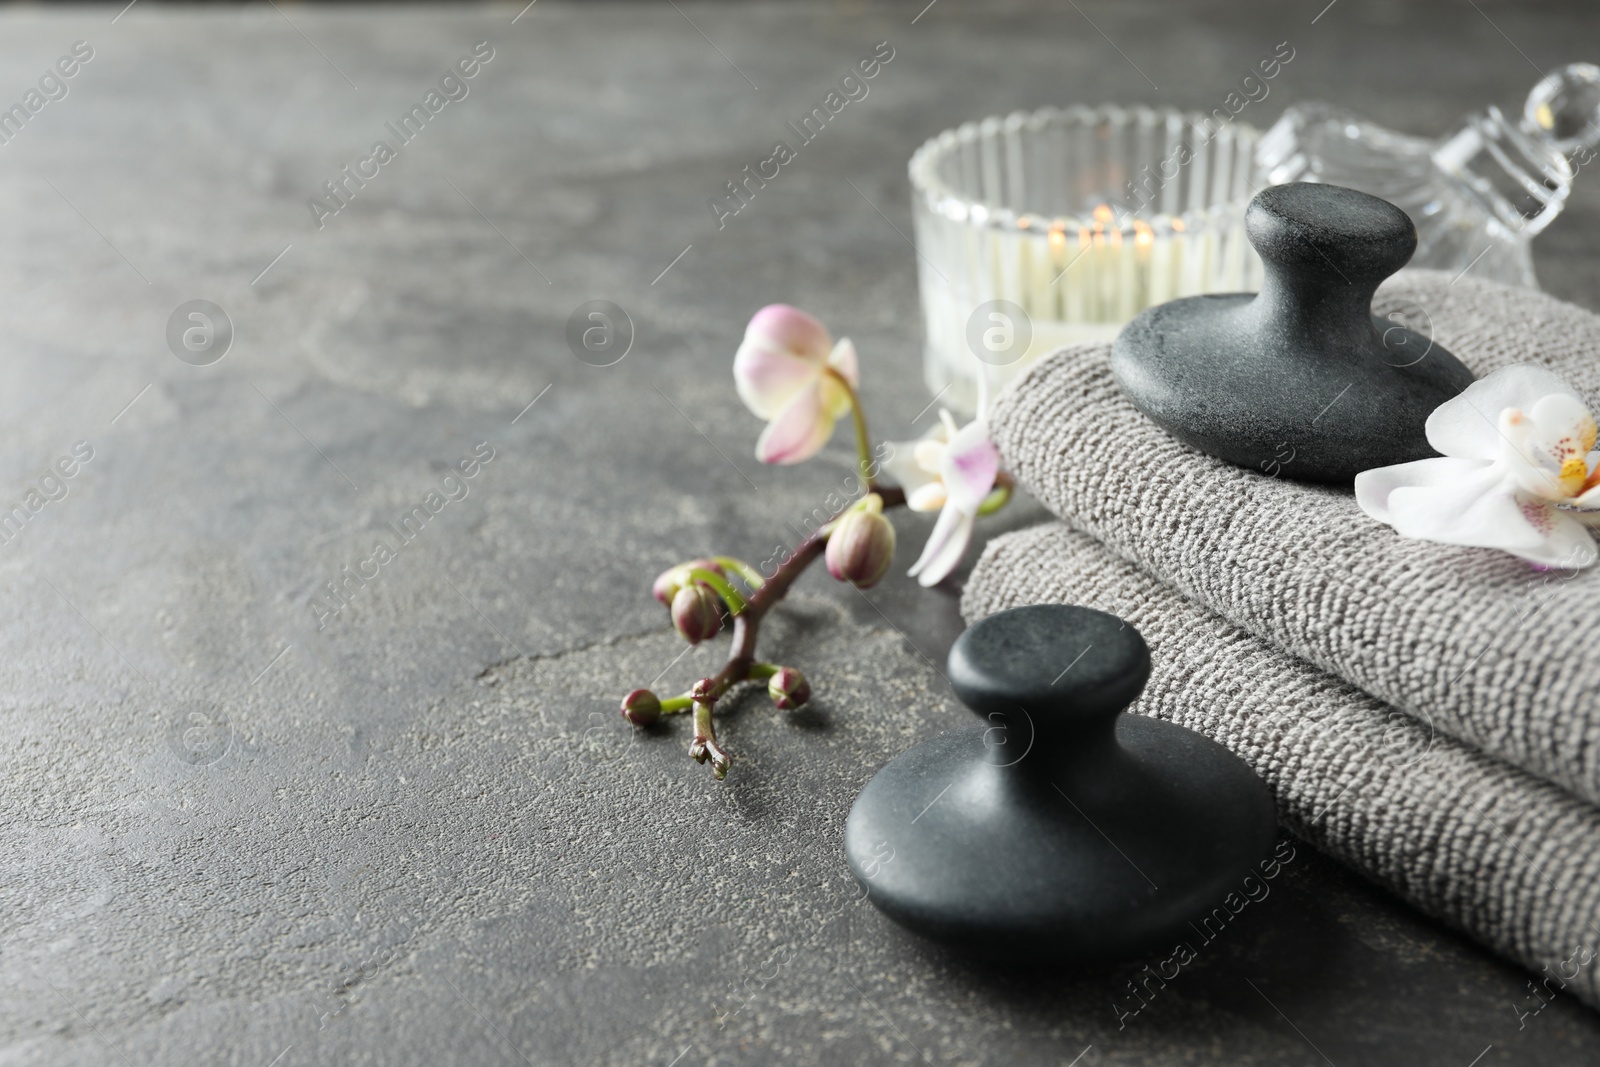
[
  {"left": 671, "top": 584, "right": 724, "bottom": 644},
  {"left": 767, "top": 666, "right": 810, "bottom": 711},
  {"left": 621, "top": 688, "right": 662, "bottom": 726},
  {"left": 825, "top": 508, "right": 896, "bottom": 589},
  {"left": 652, "top": 558, "right": 725, "bottom": 605},
  {"left": 651, "top": 570, "right": 681, "bottom": 606}
]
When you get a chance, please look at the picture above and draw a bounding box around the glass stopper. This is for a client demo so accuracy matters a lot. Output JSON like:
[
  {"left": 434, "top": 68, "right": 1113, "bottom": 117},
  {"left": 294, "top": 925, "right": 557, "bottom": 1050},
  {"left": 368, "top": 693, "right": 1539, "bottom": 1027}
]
[{"left": 1524, "top": 62, "right": 1600, "bottom": 155}]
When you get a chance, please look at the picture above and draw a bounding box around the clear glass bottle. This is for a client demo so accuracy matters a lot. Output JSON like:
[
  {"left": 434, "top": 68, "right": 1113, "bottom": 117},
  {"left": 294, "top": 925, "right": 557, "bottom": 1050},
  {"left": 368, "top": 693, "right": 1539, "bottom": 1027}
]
[{"left": 1256, "top": 63, "right": 1600, "bottom": 288}]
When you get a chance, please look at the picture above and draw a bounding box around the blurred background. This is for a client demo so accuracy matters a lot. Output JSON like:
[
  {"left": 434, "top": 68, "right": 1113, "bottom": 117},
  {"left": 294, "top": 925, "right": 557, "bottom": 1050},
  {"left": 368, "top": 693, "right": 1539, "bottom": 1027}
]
[{"left": 0, "top": 4, "right": 1597, "bottom": 1066}]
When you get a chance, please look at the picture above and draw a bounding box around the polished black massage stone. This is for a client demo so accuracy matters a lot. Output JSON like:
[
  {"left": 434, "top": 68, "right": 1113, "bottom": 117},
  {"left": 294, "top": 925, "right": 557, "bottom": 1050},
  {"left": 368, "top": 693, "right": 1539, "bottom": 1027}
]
[
  {"left": 843, "top": 604, "right": 1277, "bottom": 964},
  {"left": 1111, "top": 182, "right": 1476, "bottom": 485}
]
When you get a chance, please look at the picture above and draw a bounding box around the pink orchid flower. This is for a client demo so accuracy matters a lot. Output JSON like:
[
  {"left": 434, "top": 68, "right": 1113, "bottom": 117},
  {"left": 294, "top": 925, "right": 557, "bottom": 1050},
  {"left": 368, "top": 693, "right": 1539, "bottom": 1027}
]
[
  {"left": 733, "top": 305, "right": 859, "bottom": 465},
  {"left": 1355, "top": 364, "right": 1600, "bottom": 568},
  {"left": 885, "top": 410, "right": 1003, "bottom": 587}
]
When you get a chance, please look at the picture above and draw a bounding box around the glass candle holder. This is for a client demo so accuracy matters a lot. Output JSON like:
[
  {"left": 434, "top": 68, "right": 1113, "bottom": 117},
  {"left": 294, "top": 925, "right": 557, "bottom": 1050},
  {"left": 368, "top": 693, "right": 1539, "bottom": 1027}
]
[{"left": 910, "top": 105, "right": 1265, "bottom": 413}]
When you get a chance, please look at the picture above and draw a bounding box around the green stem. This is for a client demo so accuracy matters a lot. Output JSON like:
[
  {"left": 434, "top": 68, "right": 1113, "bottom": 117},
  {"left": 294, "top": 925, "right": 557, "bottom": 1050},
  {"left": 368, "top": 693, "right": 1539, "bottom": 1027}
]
[
  {"left": 688, "top": 568, "right": 746, "bottom": 614},
  {"left": 825, "top": 367, "right": 877, "bottom": 491},
  {"left": 747, "top": 662, "right": 779, "bottom": 680},
  {"left": 712, "top": 556, "right": 766, "bottom": 590},
  {"left": 660, "top": 695, "right": 695, "bottom": 715}
]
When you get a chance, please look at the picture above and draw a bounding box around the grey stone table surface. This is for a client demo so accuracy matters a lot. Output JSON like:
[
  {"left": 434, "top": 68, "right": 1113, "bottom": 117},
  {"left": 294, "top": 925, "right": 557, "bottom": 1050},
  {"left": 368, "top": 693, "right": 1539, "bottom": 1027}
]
[{"left": 2, "top": 2, "right": 1598, "bottom": 1065}]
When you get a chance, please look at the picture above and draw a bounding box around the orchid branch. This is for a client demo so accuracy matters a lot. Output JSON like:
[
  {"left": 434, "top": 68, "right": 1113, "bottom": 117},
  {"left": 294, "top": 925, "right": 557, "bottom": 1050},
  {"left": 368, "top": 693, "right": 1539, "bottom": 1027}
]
[
  {"left": 623, "top": 303, "right": 1011, "bottom": 781},
  {"left": 630, "top": 486, "right": 906, "bottom": 779}
]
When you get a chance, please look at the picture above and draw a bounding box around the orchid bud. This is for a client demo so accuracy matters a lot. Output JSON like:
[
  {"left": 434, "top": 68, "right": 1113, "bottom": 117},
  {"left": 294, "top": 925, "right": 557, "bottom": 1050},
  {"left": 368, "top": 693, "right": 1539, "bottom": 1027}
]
[
  {"left": 767, "top": 666, "right": 810, "bottom": 711},
  {"left": 652, "top": 558, "right": 726, "bottom": 606},
  {"left": 825, "top": 499, "right": 896, "bottom": 589},
  {"left": 621, "top": 688, "right": 662, "bottom": 726},
  {"left": 651, "top": 569, "right": 682, "bottom": 606},
  {"left": 671, "top": 584, "right": 724, "bottom": 644},
  {"left": 652, "top": 558, "right": 725, "bottom": 606}
]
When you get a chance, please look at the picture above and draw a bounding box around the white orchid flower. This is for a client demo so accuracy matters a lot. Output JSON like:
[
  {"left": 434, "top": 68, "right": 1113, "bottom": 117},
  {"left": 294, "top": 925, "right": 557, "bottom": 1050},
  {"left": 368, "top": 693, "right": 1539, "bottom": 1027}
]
[
  {"left": 1355, "top": 364, "right": 1600, "bottom": 568},
  {"left": 733, "top": 304, "right": 859, "bottom": 465},
  {"left": 885, "top": 409, "right": 1007, "bottom": 587}
]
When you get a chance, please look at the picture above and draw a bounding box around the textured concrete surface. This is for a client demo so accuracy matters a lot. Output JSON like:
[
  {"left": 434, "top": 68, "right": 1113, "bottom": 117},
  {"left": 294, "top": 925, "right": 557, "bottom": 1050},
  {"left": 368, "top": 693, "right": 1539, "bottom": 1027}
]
[{"left": 0, "top": 2, "right": 1597, "bottom": 1065}]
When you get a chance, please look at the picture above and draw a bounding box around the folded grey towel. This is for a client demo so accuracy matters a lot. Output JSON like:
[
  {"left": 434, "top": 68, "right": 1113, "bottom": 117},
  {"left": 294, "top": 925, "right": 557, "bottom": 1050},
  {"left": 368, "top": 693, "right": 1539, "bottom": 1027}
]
[
  {"left": 963, "top": 522, "right": 1600, "bottom": 1011},
  {"left": 988, "top": 270, "right": 1600, "bottom": 807}
]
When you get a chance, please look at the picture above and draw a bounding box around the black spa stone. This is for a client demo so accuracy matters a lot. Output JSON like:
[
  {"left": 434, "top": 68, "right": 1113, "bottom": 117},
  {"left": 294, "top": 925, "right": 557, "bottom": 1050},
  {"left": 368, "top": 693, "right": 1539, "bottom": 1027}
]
[
  {"left": 1111, "top": 182, "right": 1476, "bottom": 485},
  {"left": 843, "top": 605, "right": 1277, "bottom": 964}
]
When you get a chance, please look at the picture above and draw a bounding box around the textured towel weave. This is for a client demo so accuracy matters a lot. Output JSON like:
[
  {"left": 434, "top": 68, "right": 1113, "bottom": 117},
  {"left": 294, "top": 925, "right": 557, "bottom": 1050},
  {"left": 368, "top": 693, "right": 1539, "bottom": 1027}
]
[
  {"left": 962, "top": 523, "right": 1600, "bottom": 1010},
  {"left": 988, "top": 270, "right": 1600, "bottom": 807}
]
